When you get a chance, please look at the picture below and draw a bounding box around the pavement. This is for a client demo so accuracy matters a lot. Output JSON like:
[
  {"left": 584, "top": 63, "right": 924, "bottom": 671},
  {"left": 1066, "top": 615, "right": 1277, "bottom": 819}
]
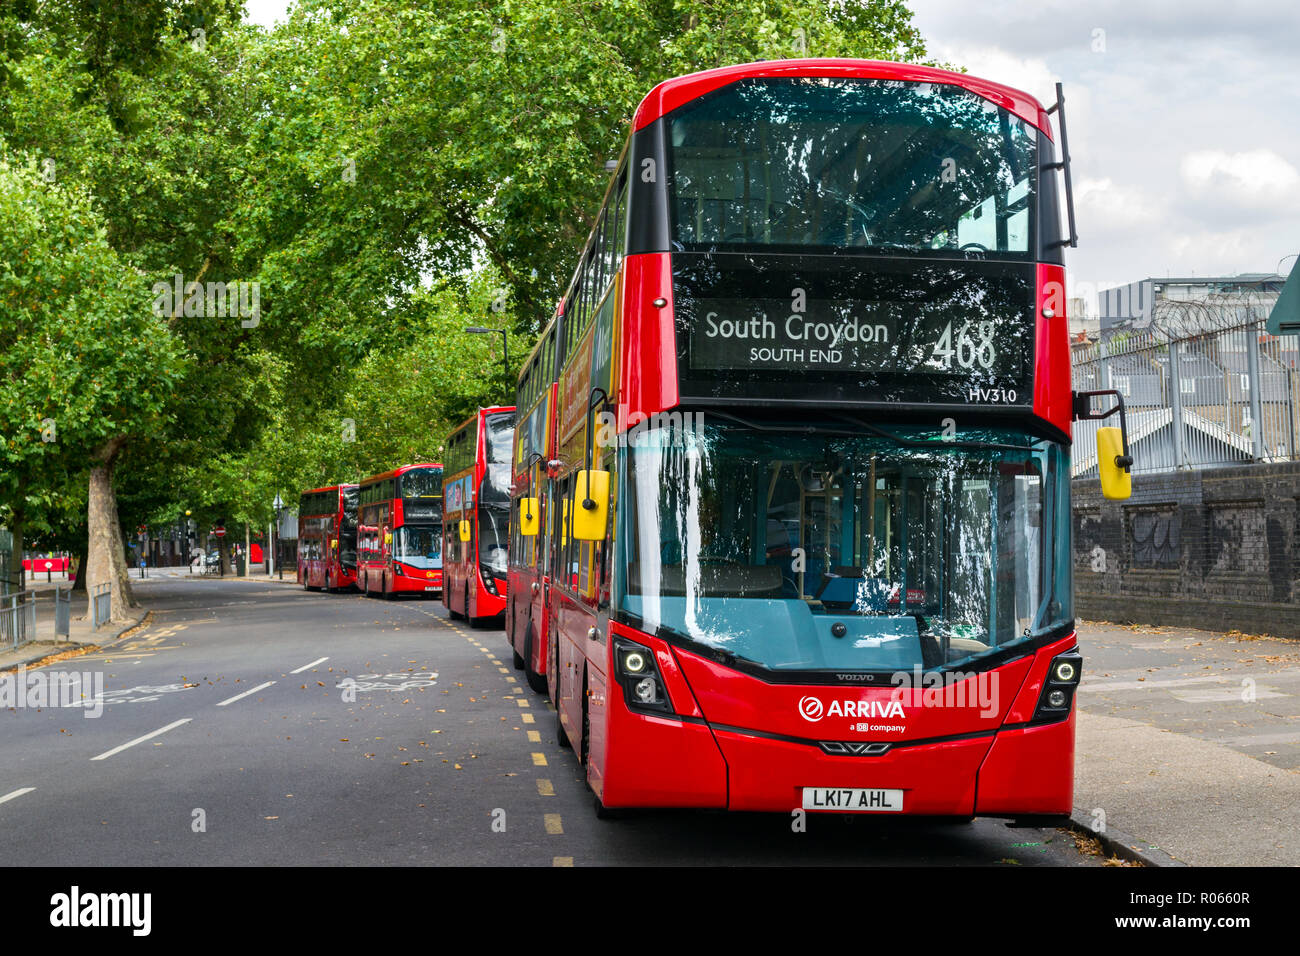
[
  {"left": 1072, "top": 620, "right": 1300, "bottom": 867},
  {"left": 4, "top": 569, "right": 1296, "bottom": 866}
]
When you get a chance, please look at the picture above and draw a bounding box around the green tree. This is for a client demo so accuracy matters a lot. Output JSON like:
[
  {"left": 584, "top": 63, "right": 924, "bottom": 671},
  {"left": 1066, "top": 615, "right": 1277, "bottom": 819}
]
[{"left": 0, "top": 156, "right": 185, "bottom": 606}]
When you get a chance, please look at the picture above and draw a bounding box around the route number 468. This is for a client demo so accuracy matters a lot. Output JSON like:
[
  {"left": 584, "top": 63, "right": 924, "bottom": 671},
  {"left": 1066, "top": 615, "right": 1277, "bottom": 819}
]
[{"left": 931, "top": 321, "right": 996, "bottom": 370}]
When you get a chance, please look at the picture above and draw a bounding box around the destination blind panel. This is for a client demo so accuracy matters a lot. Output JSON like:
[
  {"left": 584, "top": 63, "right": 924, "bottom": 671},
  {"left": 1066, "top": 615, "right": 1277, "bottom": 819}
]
[{"left": 673, "top": 252, "right": 1036, "bottom": 407}]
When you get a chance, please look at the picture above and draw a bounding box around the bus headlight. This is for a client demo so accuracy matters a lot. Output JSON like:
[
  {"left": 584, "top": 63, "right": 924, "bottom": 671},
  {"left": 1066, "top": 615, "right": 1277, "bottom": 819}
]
[
  {"left": 614, "top": 638, "right": 671, "bottom": 714},
  {"left": 1033, "top": 649, "right": 1082, "bottom": 723}
]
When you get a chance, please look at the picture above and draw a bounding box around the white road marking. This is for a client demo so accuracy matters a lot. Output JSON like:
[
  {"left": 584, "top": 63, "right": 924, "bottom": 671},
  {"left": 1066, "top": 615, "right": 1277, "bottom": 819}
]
[
  {"left": 91, "top": 719, "right": 192, "bottom": 761},
  {"left": 290, "top": 657, "right": 329, "bottom": 674},
  {"left": 0, "top": 787, "right": 36, "bottom": 805},
  {"left": 1216, "top": 730, "right": 1300, "bottom": 747},
  {"left": 1081, "top": 676, "right": 1232, "bottom": 691},
  {"left": 216, "top": 681, "right": 276, "bottom": 707}
]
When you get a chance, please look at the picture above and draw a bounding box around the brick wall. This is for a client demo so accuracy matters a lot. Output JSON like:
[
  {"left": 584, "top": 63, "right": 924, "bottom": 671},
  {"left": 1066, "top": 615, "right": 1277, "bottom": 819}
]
[{"left": 1073, "top": 462, "right": 1300, "bottom": 638}]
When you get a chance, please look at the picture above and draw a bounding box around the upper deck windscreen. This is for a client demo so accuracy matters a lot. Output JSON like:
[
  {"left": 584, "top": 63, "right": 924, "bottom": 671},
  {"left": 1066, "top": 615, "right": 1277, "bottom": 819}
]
[{"left": 668, "top": 76, "right": 1037, "bottom": 258}]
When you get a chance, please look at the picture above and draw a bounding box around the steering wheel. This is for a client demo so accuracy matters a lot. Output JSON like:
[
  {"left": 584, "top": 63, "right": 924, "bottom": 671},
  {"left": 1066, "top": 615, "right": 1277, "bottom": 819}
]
[{"left": 959, "top": 241, "right": 989, "bottom": 254}]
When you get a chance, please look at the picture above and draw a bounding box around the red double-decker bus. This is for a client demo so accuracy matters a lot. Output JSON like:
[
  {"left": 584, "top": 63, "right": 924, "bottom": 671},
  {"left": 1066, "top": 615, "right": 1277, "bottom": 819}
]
[
  {"left": 507, "top": 323, "right": 560, "bottom": 693},
  {"left": 297, "top": 485, "right": 358, "bottom": 591},
  {"left": 443, "top": 407, "right": 516, "bottom": 626},
  {"left": 528, "top": 59, "right": 1132, "bottom": 819},
  {"left": 356, "top": 463, "right": 444, "bottom": 599}
]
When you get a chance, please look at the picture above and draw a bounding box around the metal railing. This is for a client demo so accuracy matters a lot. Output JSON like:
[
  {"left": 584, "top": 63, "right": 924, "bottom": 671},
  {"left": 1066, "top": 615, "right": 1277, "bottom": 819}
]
[
  {"left": 91, "top": 583, "right": 112, "bottom": 631},
  {"left": 1073, "top": 311, "right": 1299, "bottom": 477},
  {"left": 1, "top": 590, "right": 37, "bottom": 650},
  {"left": 54, "top": 586, "right": 71, "bottom": 640}
]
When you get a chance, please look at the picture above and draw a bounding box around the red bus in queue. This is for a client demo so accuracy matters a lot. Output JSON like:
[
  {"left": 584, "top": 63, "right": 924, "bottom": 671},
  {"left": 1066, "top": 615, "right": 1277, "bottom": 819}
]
[
  {"left": 507, "top": 324, "right": 560, "bottom": 693},
  {"left": 442, "top": 407, "right": 516, "bottom": 626},
  {"left": 297, "top": 484, "right": 358, "bottom": 591},
  {"left": 527, "top": 59, "right": 1133, "bottom": 820},
  {"left": 356, "top": 463, "right": 444, "bottom": 599}
]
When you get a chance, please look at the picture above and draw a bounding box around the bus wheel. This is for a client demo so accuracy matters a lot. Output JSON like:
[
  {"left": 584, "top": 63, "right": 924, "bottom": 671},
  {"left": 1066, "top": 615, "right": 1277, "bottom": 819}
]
[
  {"left": 382, "top": 576, "right": 394, "bottom": 600},
  {"left": 556, "top": 709, "right": 571, "bottom": 749},
  {"left": 555, "top": 678, "right": 572, "bottom": 750},
  {"left": 524, "top": 627, "right": 547, "bottom": 695}
]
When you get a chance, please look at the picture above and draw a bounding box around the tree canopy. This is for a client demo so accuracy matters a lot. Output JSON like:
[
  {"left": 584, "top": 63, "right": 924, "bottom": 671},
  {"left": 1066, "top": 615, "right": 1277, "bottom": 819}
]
[{"left": 0, "top": 0, "right": 934, "bottom": 565}]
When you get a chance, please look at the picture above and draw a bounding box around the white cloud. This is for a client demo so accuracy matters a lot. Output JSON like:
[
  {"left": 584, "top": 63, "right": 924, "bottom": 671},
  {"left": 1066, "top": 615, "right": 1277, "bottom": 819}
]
[
  {"left": 1076, "top": 177, "right": 1163, "bottom": 228},
  {"left": 1180, "top": 149, "right": 1300, "bottom": 214}
]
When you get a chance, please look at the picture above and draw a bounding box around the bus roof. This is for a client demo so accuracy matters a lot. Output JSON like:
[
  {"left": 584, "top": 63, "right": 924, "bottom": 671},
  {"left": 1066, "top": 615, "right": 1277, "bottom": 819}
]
[
  {"left": 357, "top": 463, "right": 442, "bottom": 487},
  {"left": 632, "top": 58, "right": 1053, "bottom": 139},
  {"left": 301, "top": 483, "right": 356, "bottom": 496}
]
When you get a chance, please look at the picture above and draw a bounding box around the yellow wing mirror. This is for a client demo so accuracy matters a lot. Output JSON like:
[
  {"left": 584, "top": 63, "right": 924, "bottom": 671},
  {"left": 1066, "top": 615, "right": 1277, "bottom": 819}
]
[
  {"left": 1097, "top": 427, "right": 1132, "bottom": 500},
  {"left": 519, "top": 498, "right": 539, "bottom": 537},
  {"left": 459, "top": 519, "right": 471, "bottom": 542},
  {"left": 572, "top": 470, "right": 610, "bottom": 541},
  {"left": 1074, "top": 390, "right": 1134, "bottom": 501},
  {"left": 383, "top": 532, "right": 392, "bottom": 546}
]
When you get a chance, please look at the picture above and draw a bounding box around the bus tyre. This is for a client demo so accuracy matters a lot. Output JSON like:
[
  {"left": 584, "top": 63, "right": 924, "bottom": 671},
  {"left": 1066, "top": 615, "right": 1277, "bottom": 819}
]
[
  {"left": 556, "top": 702, "right": 572, "bottom": 750},
  {"left": 524, "top": 628, "right": 547, "bottom": 695}
]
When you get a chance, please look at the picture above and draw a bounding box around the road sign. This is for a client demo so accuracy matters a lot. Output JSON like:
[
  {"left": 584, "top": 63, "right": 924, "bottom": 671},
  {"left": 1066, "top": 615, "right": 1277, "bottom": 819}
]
[{"left": 213, "top": 527, "right": 226, "bottom": 537}]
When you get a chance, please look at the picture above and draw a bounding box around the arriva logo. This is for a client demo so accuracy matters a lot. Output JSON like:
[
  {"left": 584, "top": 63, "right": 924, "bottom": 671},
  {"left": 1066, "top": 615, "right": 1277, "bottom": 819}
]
[{"left": 798, "top": 697, "right": 905, "bottom": 722}]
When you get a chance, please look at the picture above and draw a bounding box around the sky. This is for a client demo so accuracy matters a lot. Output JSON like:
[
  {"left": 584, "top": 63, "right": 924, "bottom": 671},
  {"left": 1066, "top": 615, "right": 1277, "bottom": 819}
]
[{"left": 243, "top": 1, "right": 1300, "bottom": 311}]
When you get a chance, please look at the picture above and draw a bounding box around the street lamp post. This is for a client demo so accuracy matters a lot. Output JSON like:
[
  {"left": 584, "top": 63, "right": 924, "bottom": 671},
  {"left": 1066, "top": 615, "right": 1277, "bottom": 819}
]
[
  {"left": 465, "top": 326, "right": 509, "bottom": 395},
  {"left": 273, "top": 493, "right": 284, "bottom": 581}
]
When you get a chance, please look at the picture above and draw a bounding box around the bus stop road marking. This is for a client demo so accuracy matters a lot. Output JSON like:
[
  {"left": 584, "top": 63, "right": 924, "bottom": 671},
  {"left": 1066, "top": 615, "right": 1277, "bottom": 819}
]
[
  {"left": 216, "top": 681, "right": 277, "bottom": 707},
  {"left": 91, "top": 719, "right": 192, "bottom": 761},
  {"left": 290, "top": 657, "right": 330, "bottom": 674},
  {"left": 544, "top": 813, "right": 563, "bottom": 835}
]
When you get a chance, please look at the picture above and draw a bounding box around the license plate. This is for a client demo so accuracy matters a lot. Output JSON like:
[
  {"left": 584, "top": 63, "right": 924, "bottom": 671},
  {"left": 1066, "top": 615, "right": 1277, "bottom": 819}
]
[
  {"left": 424, "top": 586, "right": 439, "bottom": 592},
  {"left": 801, "top": 787, "right": 903, "bottom": 812}
]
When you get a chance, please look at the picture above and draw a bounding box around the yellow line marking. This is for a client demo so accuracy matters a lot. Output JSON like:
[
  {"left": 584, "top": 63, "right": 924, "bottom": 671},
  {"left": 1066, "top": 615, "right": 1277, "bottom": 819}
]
[
  {"left": 544, "top": 813, "right": 563, "bottom": 835},
  {"left": 521, "top": 713, "right": 535, "bottom": 724},
  {"left": 506, "top": 677, "right": 518, "bottom": 684},
  {"left": 531, "top": 752, "right": 548, "bottom": 766},
  {"left": 536, "top": 779, "right": 554, "bottom": 796},
  {"left": 527, "top": 730, "right": 541, "bottom": 742},
  {"left": 553, "top": 856, "right": 573, "bottom": 867},
  {"left": 498, "top": 667, "right": 510, "bottom": 673},
  {"left": 517, "top": 699, "right": 530, "bottom": 708}
]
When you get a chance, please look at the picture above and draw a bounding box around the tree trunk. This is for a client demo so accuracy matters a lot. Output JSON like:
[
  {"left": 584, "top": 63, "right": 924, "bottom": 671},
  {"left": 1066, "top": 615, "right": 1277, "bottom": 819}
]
[
  {"left": 6, "top": 477, "right": 24, "bottom": 595},
  {"left": 71, "top": 539, "right": 88, "bottom": 593},
  {"left": 244, "top": 523, "right": 251, "bottom": 577},
  {"left": 86, "top": 437, "right": 137, "bottom": 621}
]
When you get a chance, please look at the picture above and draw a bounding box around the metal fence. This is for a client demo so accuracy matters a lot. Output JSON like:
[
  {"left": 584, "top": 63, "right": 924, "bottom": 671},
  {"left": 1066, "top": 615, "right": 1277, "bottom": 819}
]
[
  {"left": 91, "top": 583, "right": 112, "bottom": 631},
  {"left": 54, "top": 586, "right": 71, "bottom": 639},
  {"left": 1072, "top": 306, "right": 1299, "bottom": 477},
  {"left": 0, "top": 590, "right": 36, "bottom": 650}
]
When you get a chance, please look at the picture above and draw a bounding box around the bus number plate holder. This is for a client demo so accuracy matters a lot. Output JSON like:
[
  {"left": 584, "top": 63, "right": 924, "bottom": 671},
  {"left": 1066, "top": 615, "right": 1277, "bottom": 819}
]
[{"left": 802, "top": 787, "right": 903, "bottom": 812}]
